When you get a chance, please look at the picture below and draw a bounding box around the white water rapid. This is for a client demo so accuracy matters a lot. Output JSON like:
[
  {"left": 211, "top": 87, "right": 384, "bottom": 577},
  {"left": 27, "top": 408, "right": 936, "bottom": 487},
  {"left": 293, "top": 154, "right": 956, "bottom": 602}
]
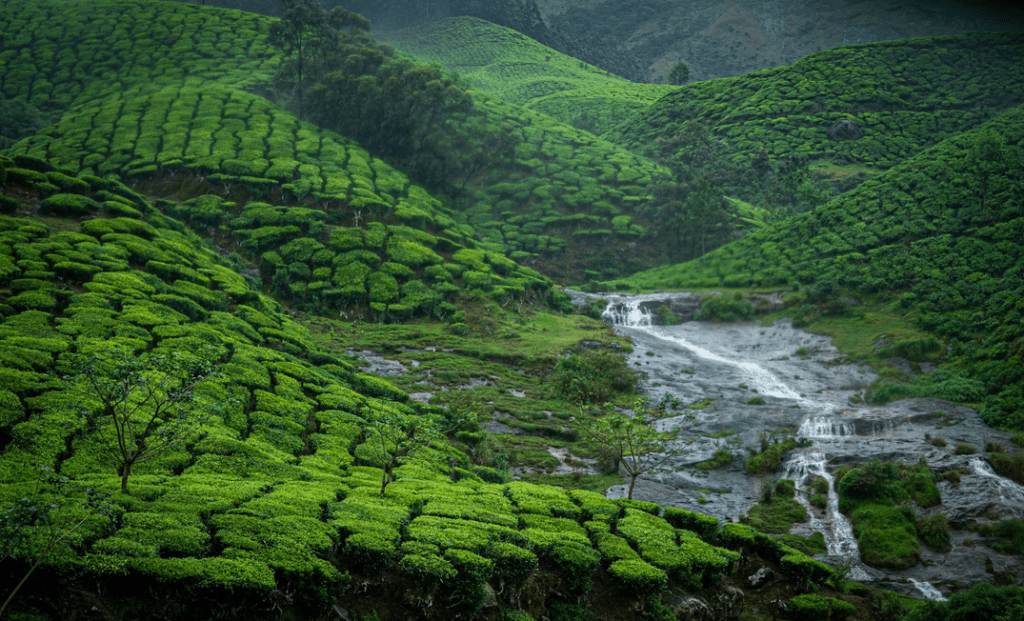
[
  {"left": 969, "top": 458, "right": 1024, "bottom": 518},
  {"left": 603, "top": 298, "right": 802, "bottom": 400},
  {"left": 782, "top": 452, "right": 859, "bottom": 557},
  {"left": 909, "top": 579, "right": 947, "bottom": 601}
]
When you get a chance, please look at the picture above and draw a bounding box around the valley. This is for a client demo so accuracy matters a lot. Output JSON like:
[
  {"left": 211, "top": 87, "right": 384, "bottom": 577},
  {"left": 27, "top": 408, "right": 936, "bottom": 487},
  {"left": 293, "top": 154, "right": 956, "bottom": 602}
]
[{"left": 1, "top": 1, "right": 1023, "bottom": 620}]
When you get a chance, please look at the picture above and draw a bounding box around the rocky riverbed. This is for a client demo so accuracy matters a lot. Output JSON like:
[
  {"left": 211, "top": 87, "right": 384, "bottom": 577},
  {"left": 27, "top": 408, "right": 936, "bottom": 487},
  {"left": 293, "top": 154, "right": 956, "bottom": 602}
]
[{"left": 573, "top": 290, "right": 1024, "bottom": 599}]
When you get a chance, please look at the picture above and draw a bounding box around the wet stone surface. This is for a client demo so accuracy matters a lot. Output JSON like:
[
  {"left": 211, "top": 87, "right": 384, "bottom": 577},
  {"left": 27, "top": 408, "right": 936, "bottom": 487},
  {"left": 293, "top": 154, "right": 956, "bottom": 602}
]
[{"left": 584, "top": 291, "right": 1024, "bottom": 598}]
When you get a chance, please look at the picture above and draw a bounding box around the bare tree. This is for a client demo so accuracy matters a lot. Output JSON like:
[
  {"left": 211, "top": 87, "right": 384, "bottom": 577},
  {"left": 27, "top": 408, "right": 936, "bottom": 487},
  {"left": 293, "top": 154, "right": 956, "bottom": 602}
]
[
  {"left": 65, "top": 347, "right": 222, "bottom": 494},
  {"left": 572, "top": 398, "right": 690, "bottom": 499}
]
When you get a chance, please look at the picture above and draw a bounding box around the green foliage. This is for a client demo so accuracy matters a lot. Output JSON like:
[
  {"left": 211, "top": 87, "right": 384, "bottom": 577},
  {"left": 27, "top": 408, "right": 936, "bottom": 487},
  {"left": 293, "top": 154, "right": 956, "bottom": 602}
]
[
  {"left": 607, "top": 559, "right": 667, "bottom": 596},
  {"left": 551, "top": 351, "right": 640, "bottom": 404},
  {"left": 915, "top": 513, "right": 951, "bottom": 552},
  {"left": 988, "top": 453, "right": 1024, "bottom": 485},
  {"left": 874, "top": 370, "right": 986, "bottom": 405},
  {"left": 785, "top": 594, "right": 857, "bottom": 621},
  {"left": 695, "top": 293, "right": 754, "bottom": 322},
  {"left": 902, "top": 582, "right": 1024, "bottom": 621},
  {"left": 745, "top": 437, "right": 801, "bottom": 474},
  {"left": 979, "top": 519, "right": 1024, "bottom": 556}
]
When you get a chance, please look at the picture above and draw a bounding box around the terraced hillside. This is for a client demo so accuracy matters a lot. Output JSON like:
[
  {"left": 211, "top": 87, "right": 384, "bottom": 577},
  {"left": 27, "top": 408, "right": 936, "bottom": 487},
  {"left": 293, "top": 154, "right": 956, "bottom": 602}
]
[
  {"left": 607, "top": 105, "right": 1024, "bottom": 430},
  {"left": 0, "top": 0, "right": 694, "bottom": 286},
  {"left": 379, "top": 17, "right": 675, "bottom": 136},
  {"left": 0, "top": 153, "right": 865, "bottom": 620},
  {"left": 606, "top": 32, "right": 1024, "bottom": 174}
]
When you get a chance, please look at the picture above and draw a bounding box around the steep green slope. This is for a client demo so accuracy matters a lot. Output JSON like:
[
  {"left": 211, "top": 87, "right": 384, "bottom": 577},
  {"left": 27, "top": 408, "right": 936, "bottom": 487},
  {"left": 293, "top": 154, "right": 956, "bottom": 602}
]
[
  {"left": 380, "top": 17, "right": 674, "bottom": 135},
  {"left": 0, "top": 160, "right": 853, "bottom": 621},
  {"left": 606, "top": 32, "right": 1024, "bottom": 172},
  {"left": 608, "top": 106, "right": 1024, "bottom": 429},
  {"left": 0, "top": 0, "right": 683, "bottom": 285},
  {"left": 0, "top": 0, "right": 277, "bottom": 113}
]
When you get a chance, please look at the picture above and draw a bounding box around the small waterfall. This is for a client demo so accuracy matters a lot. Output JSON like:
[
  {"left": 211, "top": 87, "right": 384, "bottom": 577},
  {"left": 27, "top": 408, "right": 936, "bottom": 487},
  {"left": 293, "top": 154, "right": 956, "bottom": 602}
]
[
  {"left": 799, "top": 417, "right": 856, "bottom": 438},
  {"left": 782, "top": 452, "right": 859, "bottom": 557},
  {"left": 602, "top": 298, "right": 653, "bottom": 327},
  {"left": 969, "top": 458, "right": 1024, "bottom": 517},
  {"left": 909, "top": 579, "right": 947, "bottom": 601},
  {"left": 602, "top": 297, "right": 802, "bottom": 400}
]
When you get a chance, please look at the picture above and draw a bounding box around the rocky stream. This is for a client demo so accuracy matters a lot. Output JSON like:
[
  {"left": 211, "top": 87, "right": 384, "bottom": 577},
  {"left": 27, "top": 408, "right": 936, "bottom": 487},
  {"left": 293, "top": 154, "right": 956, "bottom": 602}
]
[{"left": 570, "top": 291, "right": 1024, "bottom": 600}]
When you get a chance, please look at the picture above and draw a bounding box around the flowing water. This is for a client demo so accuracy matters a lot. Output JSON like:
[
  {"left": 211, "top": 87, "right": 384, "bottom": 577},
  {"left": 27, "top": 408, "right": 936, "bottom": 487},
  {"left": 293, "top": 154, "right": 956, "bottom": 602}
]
[{"left": 584, "top": 291, "right": 1024, "bottom": 596}]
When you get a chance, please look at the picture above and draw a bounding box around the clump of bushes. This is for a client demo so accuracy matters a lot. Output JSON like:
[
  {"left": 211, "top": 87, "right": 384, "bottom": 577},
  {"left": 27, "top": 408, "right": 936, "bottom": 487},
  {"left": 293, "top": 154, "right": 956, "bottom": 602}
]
[
  {"left": 915, "top": 513, "right": 952, "bottom": 552},
  {"left": 988, "top": 452, "right": 1024, "bottom": 485},
  {"left": 695, "top": 292, "right": 754, "bottom": 322},
  {"left": 873, "top": 370, "right": 986, "bottom": 405},
  {"left": 745, "top": 437, "right": 805, "bottom": 475},
  {"left": 551, "top": 350, "right": 641, "bottom": 404},
  {"left": 836, "top": 460, "right": 943, "bottom": 569},
  {"left": 954, "top": 443, "right": 976, "bottom": 455}
]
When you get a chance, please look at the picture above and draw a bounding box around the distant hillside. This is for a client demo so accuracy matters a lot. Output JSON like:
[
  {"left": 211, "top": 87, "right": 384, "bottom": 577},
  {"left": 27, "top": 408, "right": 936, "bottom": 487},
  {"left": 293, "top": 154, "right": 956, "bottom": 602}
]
[
  {"left": 379, "top": 17, "right": 674, "bottom": 135},
  {"left": 536, "top": 0, "right": 1024, "bottom": 83},
  {"left": 605, "top": 31, "right": 1024, "bottom": 171}
]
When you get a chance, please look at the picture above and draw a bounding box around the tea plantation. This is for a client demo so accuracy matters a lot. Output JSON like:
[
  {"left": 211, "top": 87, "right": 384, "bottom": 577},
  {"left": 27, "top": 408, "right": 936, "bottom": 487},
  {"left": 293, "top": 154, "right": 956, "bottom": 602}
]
[
  {"left": 0, "top": 160, "right": 847, "bottom": 619},
  {"left": 3, "top": 0, "right": 1024, "bottom": 619},
  {"left": 379, "top": 17, "right": 676, "bottom": 136},
  {"left": 606, "top": 32, "right": 1024, "bottom": 171}
]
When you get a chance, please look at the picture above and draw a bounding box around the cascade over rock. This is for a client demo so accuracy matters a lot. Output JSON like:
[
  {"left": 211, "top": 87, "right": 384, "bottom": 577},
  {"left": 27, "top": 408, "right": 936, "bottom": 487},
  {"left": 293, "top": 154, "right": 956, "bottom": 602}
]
[{"left": 575, "top": 290, "right": 1024, "bottom": 598}]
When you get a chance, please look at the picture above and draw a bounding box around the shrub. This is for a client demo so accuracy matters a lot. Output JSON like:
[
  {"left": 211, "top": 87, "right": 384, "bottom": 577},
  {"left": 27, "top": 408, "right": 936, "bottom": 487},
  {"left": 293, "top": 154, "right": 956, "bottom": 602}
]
[
  {"left": 988, "top": 453, "right": 1024, "bottom": 485},
  {"left": 663, "top": 508, "right": 719, "bottom": 540},
  {"left": 954, "top": 443, "right": 976, "bottom": 455},
  {"left": 873, "top": 370, "right": 986, "bottom": 405},
  {"left": 785, "top": 594, "right": 856, "bottom": 620},
  {"left": 929, "top": 437, "right": 948, "bottom": 447},
  {"left": 400, "top": 553, "right": 456, "bottom": 589},
  {"left": 40, "top": 193, "right": 100, "bottom": 217},
  {"left": 607, "top": 559, "right": 667, "bottom": 596},
  {"left": 745, "top": 438, "right": 800, "bottom": 474},
  {"left": 851, "top": 503, "right": 920, "bottom": 569},
  {"left": 915, "top": 513, "right": 951, "bottom": 552},
  {"left": 695, "top": 292, "right": 754, "bottom": 322},
  {"left": 551, "top": 350, "right": 640, "bottom": 404}
]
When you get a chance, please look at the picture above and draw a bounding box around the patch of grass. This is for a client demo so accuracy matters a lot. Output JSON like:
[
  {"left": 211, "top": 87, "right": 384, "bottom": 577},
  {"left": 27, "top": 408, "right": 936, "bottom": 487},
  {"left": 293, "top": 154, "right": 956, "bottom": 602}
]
[
  {"left": 774, "top": 532, "right": 827, "bottom": 556},
  {"left": 928, "top": 437, "right": 948, "bottom": 448},
  {"left": 851, "top": 503, "right": 920, "bottom": 569},
  {"left": 748, "top": 496, "right": 807, "bottom": 534},
  {"left": 694, "top": 449, "right": 733, "bottom": 470},
  {"left": 977, "top": 519, "right": 1024, "bottom": 556},
  {"left": 954, "top": 443, "right": 976, "bottom": 455},
  {"left": 915, "top": 513, "right": 952, "bottom": 552}
]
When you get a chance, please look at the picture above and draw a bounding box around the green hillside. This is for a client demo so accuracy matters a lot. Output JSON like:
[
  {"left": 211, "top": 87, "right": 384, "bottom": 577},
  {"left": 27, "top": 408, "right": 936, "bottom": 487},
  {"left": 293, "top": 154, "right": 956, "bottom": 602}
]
[
  {"left": 606, "top": 32, "right": 1024, "bottom": 173},
  {"left": 607, "top": 106, "right": 1024, "bottom": 429},
  {"left": 3, "top": 0, "right": 1024, "bottom": 618},
  {"left": 0, "top": 0, "right": 689, "bottom": 286},
  {"left": 0, "top": 152, "right": 857, "bottom": 621},
  {"left": 379, "top": 17, "right": 675, "bottom": 135}
]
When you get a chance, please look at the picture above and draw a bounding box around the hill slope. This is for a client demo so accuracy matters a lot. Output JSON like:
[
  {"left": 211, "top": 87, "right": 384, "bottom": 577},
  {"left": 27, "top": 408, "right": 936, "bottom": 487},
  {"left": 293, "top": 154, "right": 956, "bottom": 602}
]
[
  {"left": 605, "top": 31, "right": 1024, "bottom": 173},
  {"left": 379, "top": 17, "right": 675, "bottom": 136},
  {"left": 538, "top": 0, "right": 1024, "bottom": 83}
]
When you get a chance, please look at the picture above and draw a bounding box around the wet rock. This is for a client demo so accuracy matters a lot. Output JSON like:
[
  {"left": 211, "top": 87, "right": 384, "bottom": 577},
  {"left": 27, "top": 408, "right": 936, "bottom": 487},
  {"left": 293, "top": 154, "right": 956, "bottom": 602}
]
[
  {"left": 579, "top": 340, "right": 604, "bottom": 349},
  {"left": 717, "top": 586, "right": 745, "bottom": 618},
  {"left": 670, "top": 596, "right": 712, "bottom": 621},
  {"left": 748, "top": 567, "right": 772, "bottom": 588},
  {"left": 829, "top": 119, "right": 864, "bottom": 141}
]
